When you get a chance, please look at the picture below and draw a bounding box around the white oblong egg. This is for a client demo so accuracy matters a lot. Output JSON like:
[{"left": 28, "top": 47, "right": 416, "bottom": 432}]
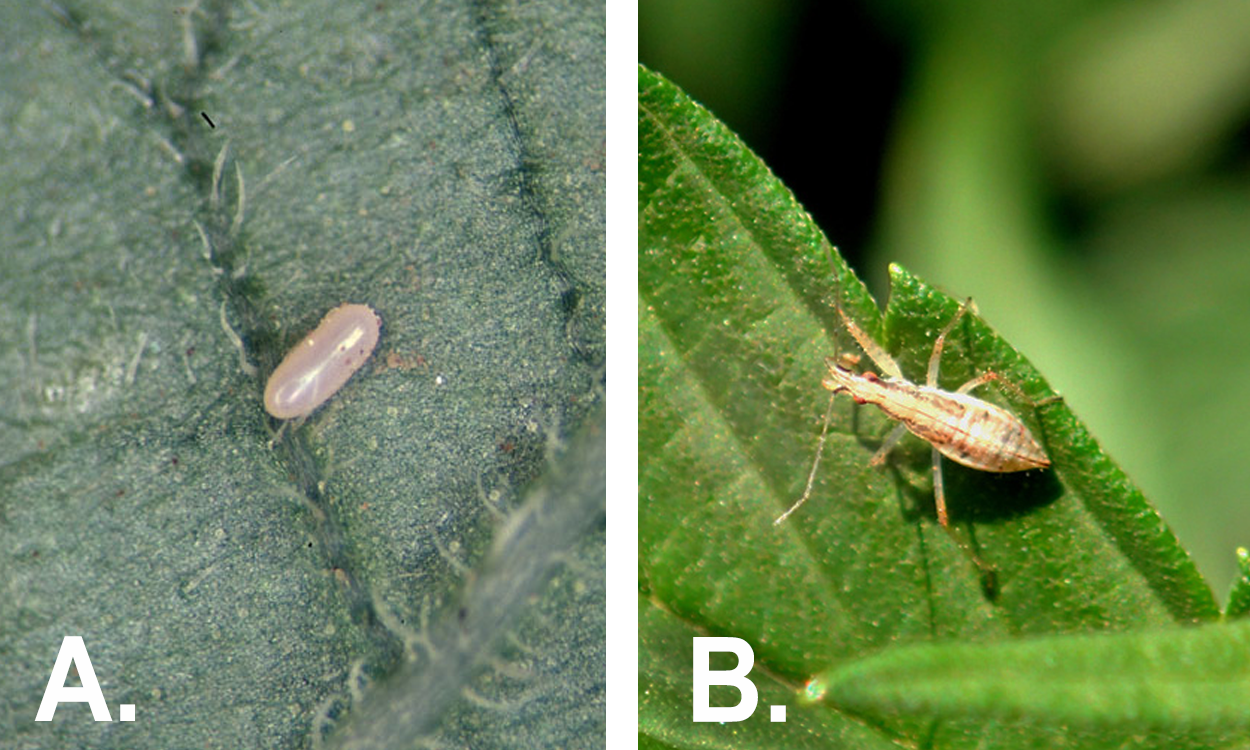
[{"left": 263, "top": 303, "right": 381, "bottom": 419}]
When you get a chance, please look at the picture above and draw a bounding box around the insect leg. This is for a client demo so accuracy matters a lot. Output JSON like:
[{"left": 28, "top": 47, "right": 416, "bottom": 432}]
[
  {"left": 954, "top": 370, "right": 1000, "bottom": 395},
  {"left": 927, "top": 297, "right": 975, "bottom": 388},
  {"left": 774, "top": 391, "right": 838, "bottom": 525},
  {"left": 822, "top": 245, "right": 906, "bottom": 381},
  {"left": 932, "top": 446, "right": 998, "bottom": 587},
  {"left": 929, "top": 445, "right": 949, "bottom": 527},
  {"left": 837, "top": 309, "right": 905, "bottom": 381},
  {"left": 960, "top": 369, "right": 1048, "bottom": 416},
  {"left": 867, "top": 423, "right": 908, "bottom": 467}
]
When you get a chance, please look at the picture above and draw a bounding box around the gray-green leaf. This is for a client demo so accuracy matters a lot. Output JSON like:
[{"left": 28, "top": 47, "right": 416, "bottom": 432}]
[{"left": 1, "top": 2, "right": 603, "bottom": 748}]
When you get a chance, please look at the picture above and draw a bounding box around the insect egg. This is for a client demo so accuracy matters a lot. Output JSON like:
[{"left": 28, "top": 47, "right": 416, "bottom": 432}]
[{"left": 263, "top": 303, "right": 381, "bottom": 419}]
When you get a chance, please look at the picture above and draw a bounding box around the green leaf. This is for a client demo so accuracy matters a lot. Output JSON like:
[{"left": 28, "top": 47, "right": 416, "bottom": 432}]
[
  {"left": 1, "top": 3, "right": 604, "bottom": 748},
  {"left": 1224, "top": 548, "right": 1250, "bottom": 620},
  {"left": 639, "top": 63, "right": 1221, "bottom": 747},
  {"left": 810, "top": 617, "right": 1250, "bottom": 733}
]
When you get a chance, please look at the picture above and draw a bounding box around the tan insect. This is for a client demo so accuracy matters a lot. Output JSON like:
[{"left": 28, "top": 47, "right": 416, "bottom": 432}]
[{"left": 775, "top": 263, "right": 1050, "bottom": 578}]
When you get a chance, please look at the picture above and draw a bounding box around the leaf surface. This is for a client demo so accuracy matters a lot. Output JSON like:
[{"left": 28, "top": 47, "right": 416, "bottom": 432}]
[
  {"left": 0, "top": 3, "right": 604, "bottom": 748},
  {"left": 813, "top": 617, "right": 1250, "bottom": 734}
]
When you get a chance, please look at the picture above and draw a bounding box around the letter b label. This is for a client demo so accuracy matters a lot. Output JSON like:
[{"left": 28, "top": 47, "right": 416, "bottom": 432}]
[{"left": 692, "top": 637, "right": 757, "bottom": 722}]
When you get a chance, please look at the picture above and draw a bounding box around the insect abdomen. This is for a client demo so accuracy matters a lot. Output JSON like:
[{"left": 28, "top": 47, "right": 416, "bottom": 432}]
[
  {"left": 867, "top": 382, "right": 1049, "bottom": 473},
  {"left": 916, "top": 388, "right": 1048, "bottom": 472}
]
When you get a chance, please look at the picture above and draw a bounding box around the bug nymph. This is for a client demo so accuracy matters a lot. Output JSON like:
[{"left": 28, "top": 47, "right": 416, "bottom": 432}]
[{"left": 775, "top": 260, "right": 1051, "bottom": 584}]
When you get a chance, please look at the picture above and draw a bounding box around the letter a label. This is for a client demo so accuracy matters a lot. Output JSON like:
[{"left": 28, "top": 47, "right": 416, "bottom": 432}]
[{"left": 35, "top": 636, "right": 112, "bottom": 722}]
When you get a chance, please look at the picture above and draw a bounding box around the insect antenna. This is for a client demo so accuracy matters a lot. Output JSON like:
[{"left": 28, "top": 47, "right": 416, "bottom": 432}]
[
  {"left": 775, "top": 392, "right": 836, "bottom": 525},
  {"left": 774, "top": 246, "right": 846, "bottom": 526}
]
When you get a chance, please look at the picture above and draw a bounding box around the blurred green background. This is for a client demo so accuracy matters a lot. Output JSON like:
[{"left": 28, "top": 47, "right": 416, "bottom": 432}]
[{"left": 641, "top": 0, "right": 1250, "bottom": 602}]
